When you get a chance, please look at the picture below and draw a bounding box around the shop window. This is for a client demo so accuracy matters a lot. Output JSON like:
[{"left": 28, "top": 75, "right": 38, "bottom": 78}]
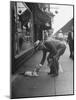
[{"left": 14, "top": 2, "right": 33, "bottom": 57}]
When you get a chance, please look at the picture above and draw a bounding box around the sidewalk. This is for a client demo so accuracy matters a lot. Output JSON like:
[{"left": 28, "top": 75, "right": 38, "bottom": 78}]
[{"left": 11, "top": 45, "right": 74, "bottom": 98}]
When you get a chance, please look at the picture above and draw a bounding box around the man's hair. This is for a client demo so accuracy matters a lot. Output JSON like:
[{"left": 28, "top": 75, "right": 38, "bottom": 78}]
[{"left": 34, "top": 40, "right": 42, "bottom": 51}]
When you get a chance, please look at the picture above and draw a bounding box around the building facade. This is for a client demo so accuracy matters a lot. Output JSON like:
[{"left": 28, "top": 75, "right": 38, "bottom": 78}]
[{"left": 11, "top": 2, "right": 54, "bottom": 73}]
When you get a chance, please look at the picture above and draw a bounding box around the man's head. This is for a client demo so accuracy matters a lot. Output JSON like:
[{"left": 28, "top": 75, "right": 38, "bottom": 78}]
[{"left": 34, "top": 40, "right": 45, "bottom": 51}]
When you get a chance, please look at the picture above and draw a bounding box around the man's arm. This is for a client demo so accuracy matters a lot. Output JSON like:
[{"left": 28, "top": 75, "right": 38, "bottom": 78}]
[
  {"left": 40, "top": 50, "right": 47, "bottom": 65},
  {"left": 34, "top": 50, "right": 47, "bottom": 73}
]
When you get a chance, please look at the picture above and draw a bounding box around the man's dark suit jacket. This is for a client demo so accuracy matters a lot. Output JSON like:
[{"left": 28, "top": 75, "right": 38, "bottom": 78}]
[
  {"left": 67, "top": 31, "right": 74, "bottom": 52},
  {"left": 67, "top": 32, "right": 73, "bottom": 45},
  {"left": 40, "top": 39, "right": 66, "bottom": 65}
]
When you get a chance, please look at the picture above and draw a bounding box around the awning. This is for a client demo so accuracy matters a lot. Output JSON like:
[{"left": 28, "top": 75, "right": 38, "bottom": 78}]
[
  {"left": 34, "top": 4, "right": 51, "bottom": 25},
  {"left": 26, "top": 3, "right": 51, "bottom": 25}
]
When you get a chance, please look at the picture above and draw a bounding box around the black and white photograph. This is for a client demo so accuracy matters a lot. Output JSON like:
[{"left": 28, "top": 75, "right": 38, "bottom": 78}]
[{"left": 10, "top": 1, "right": 74, "bottom": 99}]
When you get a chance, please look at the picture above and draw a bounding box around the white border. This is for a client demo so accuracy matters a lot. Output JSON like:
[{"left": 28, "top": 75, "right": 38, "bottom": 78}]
[{"left": 0, "top": 0, "right": 75, "bottom": 100}]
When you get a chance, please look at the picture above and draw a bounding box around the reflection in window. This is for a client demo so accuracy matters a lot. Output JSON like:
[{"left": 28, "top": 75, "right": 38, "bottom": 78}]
[{"left": 14, "top": 2, "right": 33, "bottom": 57}]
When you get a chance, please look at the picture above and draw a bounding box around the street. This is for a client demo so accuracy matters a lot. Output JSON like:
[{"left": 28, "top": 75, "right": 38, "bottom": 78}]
[{"left": 11, "top": 44, "right": 74, "bottom": 98}]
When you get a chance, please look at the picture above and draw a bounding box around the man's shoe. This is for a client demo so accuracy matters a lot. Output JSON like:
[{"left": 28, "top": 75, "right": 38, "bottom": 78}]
[
  {"left": 48, "top": 72, "right": 54, "bottom": 75},
  {"left": 51, "top": 73, "right": 59, "bottom": 77}
]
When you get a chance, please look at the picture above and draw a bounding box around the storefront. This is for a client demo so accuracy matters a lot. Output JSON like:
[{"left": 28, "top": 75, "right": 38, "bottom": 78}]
[
  {"left": 12, "top": 2, "right": 34, "bottom": 58},
  {"left": 11, "top": 2, "right": 35, "bottom": 73},
  {"left": 34, "top": 4, "right": 51, "bottom": 41},
  {"left": 26, "top": 3, "right": 52, "bottom": 41},
  {"left": 11, "top": 2, "right": 52, "bottom": 73}
]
